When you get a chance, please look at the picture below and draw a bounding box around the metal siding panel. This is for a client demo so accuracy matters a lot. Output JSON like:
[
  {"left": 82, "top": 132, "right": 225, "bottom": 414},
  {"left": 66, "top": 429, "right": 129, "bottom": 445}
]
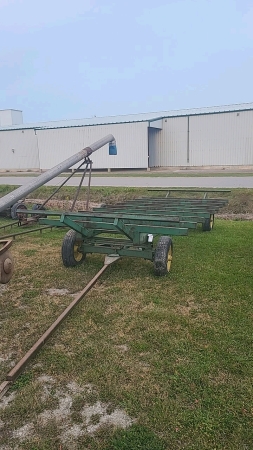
[
  {"left": 189, "top": 111, "right": 253, "bottom": 166},
  {"left": 10, "top": 110, "right": 23, "bottom": 125},
  {"left": 0, "top": 129, "right": 39, "bottom": 170},
  {"left": 0, "top": 110, "right": 12, "bottom": 127},
  {"left": 37, "top": 122, "right": 148, "bottom": 170},
  {"left": 153, "top": 117, "right": 188, "bottom": 167},
  {"left": 148, "top": 128, "right": 160, "bottom": 167},
  {"left": 149, "top": 119, "right": 163, "bottom": 129}
]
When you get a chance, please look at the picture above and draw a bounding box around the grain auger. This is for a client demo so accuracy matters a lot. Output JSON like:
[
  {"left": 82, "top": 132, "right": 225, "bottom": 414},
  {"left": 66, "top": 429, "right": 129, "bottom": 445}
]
[{"left": 0, "top": 135, "right": 117, "bottom": 283}]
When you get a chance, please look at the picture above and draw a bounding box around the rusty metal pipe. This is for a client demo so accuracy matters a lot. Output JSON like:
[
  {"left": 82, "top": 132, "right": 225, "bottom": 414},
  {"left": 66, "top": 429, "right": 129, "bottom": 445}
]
[{"left": 6, "top": 264, "right": 109, "bottom": 382}]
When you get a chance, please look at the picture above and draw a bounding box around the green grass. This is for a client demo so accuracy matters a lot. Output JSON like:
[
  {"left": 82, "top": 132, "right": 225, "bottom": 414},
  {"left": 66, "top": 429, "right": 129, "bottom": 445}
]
[
  {"left": 84, "top": 171, "right": 253, "bottom": 177},
  {"left": 10, "top": 373, "right": 33, "bottom": 392},
  {"left": 105, "top": 425, "right": 166, "bottom": 449},
  {"left": 0, "top": 195, "right": 253, "bottom": 448}
]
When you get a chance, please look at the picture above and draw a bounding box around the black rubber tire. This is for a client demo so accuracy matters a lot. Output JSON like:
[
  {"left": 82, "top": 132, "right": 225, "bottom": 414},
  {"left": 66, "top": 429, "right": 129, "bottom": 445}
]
[
  {"left": 10, "top": 202, "right": 27, "bottom": 220},
  {"left": 32, "top": 203, "right": 45, "bottom": 210},
  {"left": 61, "top": 230, "right": 86, "bottom": 267},
  {"left": 154, "top": 236, "right": 173, "bottom": 276},
  {"left": 32, "top": 203, "right": 47, "bottom": 218},
  {"left": 202, "top": 214, "right": 215, "bottom": 232}
]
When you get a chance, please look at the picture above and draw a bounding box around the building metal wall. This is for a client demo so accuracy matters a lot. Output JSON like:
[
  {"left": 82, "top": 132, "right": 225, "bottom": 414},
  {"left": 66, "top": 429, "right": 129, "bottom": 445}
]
[
  {"left": 37, "top": 122, "right": 148, "bottom": 170},
  {"left": 0, "top": 129, "right": 39, "bottom": 170},
  {"left": 150, "top": 117, "right": 188, "bottom": 167},
  {"left": 1, "top": 108, "right": 253, "bottom": 171},
  {"left": 10, "top": 110, "right": 23, "bottom": 125},
  {"left": 0, "top": 110, "right": 23, "bottom": 127},
  {"left": 0, "top": 111, "right": 11, "bottom": 127},
  {"left": 151, "top": 110, "right": 253, "bottom": 167},
  {"left": 189, "top": 111, "right": 253, "bottom": 166},
  {"left": 148, "top": 128, "right": 161, "bottom": 167}
]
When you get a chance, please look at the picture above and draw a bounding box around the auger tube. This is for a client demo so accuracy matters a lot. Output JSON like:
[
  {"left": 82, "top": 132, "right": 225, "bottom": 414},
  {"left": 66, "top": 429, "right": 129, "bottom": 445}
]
[{"left": 0, "top": 134, "right": 116, "bottom": 213}]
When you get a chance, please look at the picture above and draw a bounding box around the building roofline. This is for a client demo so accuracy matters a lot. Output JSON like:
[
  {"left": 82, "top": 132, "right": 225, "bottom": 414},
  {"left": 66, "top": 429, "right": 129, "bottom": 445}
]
[
  {"left": 0, "top": 102, "right": 253, "bottom": 131},
  {"left": 0, "top": 109, "right": 23, "bottom": 112}
]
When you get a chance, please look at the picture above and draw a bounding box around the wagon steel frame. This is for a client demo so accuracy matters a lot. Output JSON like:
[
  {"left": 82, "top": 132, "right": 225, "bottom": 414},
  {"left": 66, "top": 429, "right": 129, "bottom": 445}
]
[
  {"left": 37, "top": 210, "right": 188, "bottom": 259},
  {"left": 95, "top": 195, "right": 229, "bottom": 231},
  {"left": 17, "top": 191, "right": 229, "bottom": 275}
]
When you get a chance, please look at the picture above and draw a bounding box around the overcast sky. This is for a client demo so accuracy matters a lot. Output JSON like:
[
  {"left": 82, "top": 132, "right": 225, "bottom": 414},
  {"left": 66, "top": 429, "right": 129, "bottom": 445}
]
[{"left": 0, "top": 0, "right": 252, "bottom": 123}]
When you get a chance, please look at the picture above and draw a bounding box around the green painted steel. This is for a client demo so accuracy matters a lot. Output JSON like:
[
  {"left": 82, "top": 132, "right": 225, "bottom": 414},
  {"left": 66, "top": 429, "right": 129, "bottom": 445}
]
[
  {"left": 80, "top": 244, "right": 154, "bottom": 260},
  {"left": 94, "top": 196, "right": 228, "bottom": 229},
  {"left": 41, "top": 215, "right": 188, "bottom": 238},
  {"left": 101, "top": 198, "right": 228, "bottom": 207},
  {"left": 94, "top": 208, "right": 212, "bottom": 220},
  {"left": 19, "top": 192, "right": 228, "bottom": 267},
  {"left": 147, "top": 189, "right": 231, "bottom": 193},
  {"left": 35, "top": 209, "right": 189, "bottom": 262},
  {"left": 35, "top": 211, "right": 187, "bottom": 261}
]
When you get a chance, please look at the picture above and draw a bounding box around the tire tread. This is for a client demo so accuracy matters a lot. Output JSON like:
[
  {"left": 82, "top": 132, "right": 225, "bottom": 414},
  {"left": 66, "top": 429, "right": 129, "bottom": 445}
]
[
  {"left": 62, "top": 230, "right": 85, "bottom": 267},
  {"left": 154, "top": 236, "right": 173, "bottom": 276}
]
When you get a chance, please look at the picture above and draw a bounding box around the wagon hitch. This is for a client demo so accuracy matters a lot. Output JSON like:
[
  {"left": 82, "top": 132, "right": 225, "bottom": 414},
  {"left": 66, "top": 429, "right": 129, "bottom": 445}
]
[
  {"left": 0, "top": 239, "right": 14, "bottom": 284},
  {"left": 104, "top": 254, "right": 121, "bottom": 265}
]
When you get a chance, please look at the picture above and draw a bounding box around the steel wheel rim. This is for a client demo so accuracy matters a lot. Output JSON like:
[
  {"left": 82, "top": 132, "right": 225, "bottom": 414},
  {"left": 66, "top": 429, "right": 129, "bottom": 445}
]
[
  {"left": 167, "top": 247, "right": 173, "bottom": 271},
  {"left": 74, "top": 244, "right": 83, "bottom": 262}
]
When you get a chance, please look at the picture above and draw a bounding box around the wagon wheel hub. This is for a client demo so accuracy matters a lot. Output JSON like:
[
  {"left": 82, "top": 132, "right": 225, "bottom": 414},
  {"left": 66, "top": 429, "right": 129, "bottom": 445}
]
[{"left": 3, "top": 258, "right": 12, "bottom": 274}]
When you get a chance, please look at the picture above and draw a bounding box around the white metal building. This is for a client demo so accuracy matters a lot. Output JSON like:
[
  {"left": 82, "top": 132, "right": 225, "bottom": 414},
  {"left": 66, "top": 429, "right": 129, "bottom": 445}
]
[
  {"left": 0, "top": 103, "right": 253, "bottom": 171},
  {"left": 0, "top": 109, "right": 23, "bottom": 127}
]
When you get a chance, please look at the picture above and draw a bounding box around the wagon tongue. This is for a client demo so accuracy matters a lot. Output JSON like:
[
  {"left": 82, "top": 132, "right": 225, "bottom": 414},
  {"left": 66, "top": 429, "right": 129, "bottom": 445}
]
[{"left": 104, "top": 254, "right": 121, "bottom": 265}]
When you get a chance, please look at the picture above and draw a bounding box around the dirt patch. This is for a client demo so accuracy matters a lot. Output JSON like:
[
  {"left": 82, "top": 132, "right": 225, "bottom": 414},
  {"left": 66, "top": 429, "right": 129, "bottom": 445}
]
[
  {"left": 1, "top": 377, "right": 135, "bottom": 449},
  {"left": 0, "top": 286, "right": 7, "bottom": 296},
  {"left": 67, "top": 381, "right": 93, "bottom": 395},
  {"left": 12, "top": 423, "right": 35, "bottom": 442},
  {"left": 175, "top": 301, "right": 199, "bottom": 316},
  {"left": 46, "top": 288, "right": 70, "bottom": 296},
  {"left": 115, "top": 344, "right": 129, "bottom": 353},
  {"left": 0, "top": 392, "right": 16, "bottom": 410},
  {"left": 208, "top": 371, "right": 231, "bottom": 386},
  {"left": 217, "top": 213, "right": 253, "bottom": 220},
  {"left": 61, "top": 424, "right": 85, "bottom": 442},
  {"left": 0, "top": 353, "right": 13, "bottom": 364},
  {"left": 38, "top": 393, "right": 73, "bottom": 426},
  {"left": 82, "top": 401, "right": 134, "bottom": 434},
  {"left": 27, "top": 198, "right": 101, "bottom": 212}
]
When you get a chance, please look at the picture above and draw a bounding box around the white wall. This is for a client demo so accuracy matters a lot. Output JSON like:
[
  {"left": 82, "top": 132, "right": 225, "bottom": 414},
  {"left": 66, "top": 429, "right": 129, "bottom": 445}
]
[
  {"left": 0, "top": 129, "right": 39, "bottom": 170},
  {"left": 11, "top": 110, "right": 23, "bottom": 125},
  {"left": 37, "top": 122, "right": 148, "bottom": 170},
  {"left": 0, "top": 110, "right": 23, "bottom": 126},
  {"left": 150, "top": 117, "right": 188, "bottom": 167},
  {"left": 151, "top": 110, "right": 253, "bottom": 167},
  {"left": 0, "top": 111, "right": 12, "bottom": 127},
  {"left": 148, "top": 128, "right": 161, "bottom": 167},
  {"left": 1, "top": 110, "right": 253, "bottom": 171},
  {"left": 189, "top": 111, "right": 253, "bottom": 166}
]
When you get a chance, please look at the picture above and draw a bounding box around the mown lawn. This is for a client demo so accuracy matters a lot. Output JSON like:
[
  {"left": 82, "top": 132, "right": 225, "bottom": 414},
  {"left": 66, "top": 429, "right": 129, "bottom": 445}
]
[{"left": 0, "top": 219, "right": 253, "bottom": 449}]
